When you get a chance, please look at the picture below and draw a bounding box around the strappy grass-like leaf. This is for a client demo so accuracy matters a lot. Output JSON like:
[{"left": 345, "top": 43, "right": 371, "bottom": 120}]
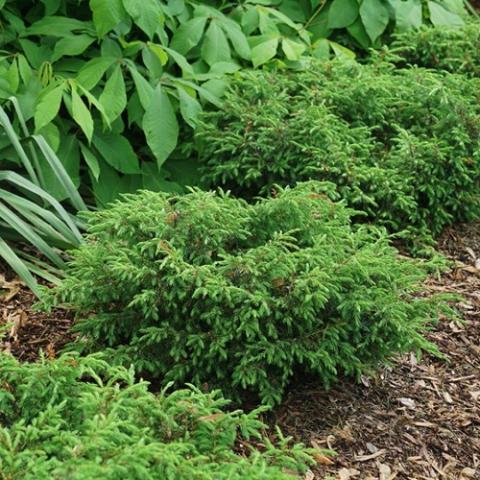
[{"left": 0, "top": 102, "right": 86, "bottom": 296}]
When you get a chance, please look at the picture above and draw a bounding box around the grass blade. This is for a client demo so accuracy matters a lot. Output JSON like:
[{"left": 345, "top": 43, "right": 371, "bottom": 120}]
[
  {"left": 0, "top": 105, "right": 39, "bottom": 185},
  {"left": 0, "top": 188, "right": 80, "bottom": 245},
  {"left": 0, "top": 237, "right": 41, "bottom": 296},
  {"left": 0, "top": 200, "right": 65, "bottom": 267},
  {"left": 32, "top": 135, "right": 87, "bottom": 212},
  {"left": 0, "top": 171, "right": 83, "bottom": 244}
]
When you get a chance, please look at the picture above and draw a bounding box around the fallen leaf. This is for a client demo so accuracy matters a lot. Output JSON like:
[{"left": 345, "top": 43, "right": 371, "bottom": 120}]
[
  {"left": 366, "top": 442, "right": 378, "bottom": 453},
  {"left": 46, "top": 343, "right": 56, "bottom": 359},
  {"left": 378, "top": 463, "right": 394, "bottom": 480},
  {"left": 8, "top": 310, "right": 28, "bottom": 339},
  {"left": 360, "top": 374, "right": 371, "bottom": 387},
  {"left": 442, "top": 391, "right": 453, "bottom": 404},
  {"left": 310, "top": 439, "right": 335, "bottom": 465},
  {"left": 304, "top": 469, "right": 315, "bottom": 480},
  {"left": 469, "top": 390, "right": 480, "bottom": 402},
  {"left": 313, "top": 453, "right": 334, "bottom": 465},
  {"left": 397, "top": 397, "right": 416, "bottom": 409},
  {"left": 465, "top": 247, "right": 476, "bottom": 261},
  {"left": 338, "top": 468, "right": 360, "bottom": 479},
  {"left": 0, "top": 274, "right": 23, "bottom": 302},
  {"left": 460, "top": 467, "right": 476, "bottom": 478}
]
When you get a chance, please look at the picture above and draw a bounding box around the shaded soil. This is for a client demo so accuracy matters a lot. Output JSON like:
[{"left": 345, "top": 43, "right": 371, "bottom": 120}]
[
  {"left": 1, "top": 223, "right": 479, "bottom": 479},
  {"left": 0, "top": 270, "right": 76, "bottom": 361},
  {"left": 272, "top": 222, "right": 480, "bottom": 479}
]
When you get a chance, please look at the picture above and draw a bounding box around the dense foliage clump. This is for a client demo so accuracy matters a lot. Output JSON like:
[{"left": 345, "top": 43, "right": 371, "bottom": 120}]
[
  {"left": 0, "top": 352, "right": 314, "bottom": 479},
  {"left": 385, "top": 21, "right": 480, "bottom": 76},
  {"left": 194, "top": 60, "right": 480, "bottom": 243},
  {"left": 0, "top": 1, "right": 469, "bottom": 207},
  {"left": 44, "top": 182, "right": 443, "bottom": 404}
]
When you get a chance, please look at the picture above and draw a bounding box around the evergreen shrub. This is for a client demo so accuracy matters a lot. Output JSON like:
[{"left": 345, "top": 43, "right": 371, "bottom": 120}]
[
  {"left": 386, "top": 22, "right": 480, "bottom": 76},
  {"left": 44, "top": 182, "right": 443, "bottom": 405},
  {"left": 194, "top": 60, "right": 480, "bottom": 243},
  {"left": 0, "top": 353, "right": 314, "bottom": 479}
]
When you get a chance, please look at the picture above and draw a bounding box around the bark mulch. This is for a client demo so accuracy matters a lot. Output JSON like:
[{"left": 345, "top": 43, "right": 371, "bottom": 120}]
[
  {"left": 272, "top": 223, "right": 480, "bottom": 480},
  {"left": 0, "top": 269, "right": 76, "bottom": 361},
  {"left": 1, "top": 223, "right": 479, "bottom": 480}
]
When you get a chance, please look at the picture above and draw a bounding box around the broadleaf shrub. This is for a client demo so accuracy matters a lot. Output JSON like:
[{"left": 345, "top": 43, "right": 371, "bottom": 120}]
[
  {"left": 384, "top": 21, "right": 480, "bottom": 76},
  {"left": 44, "top": 182, "right": 444, "bottom": 405},
  {"left": 194, "top": 60, "right": 480, "bottom": 244},
  {"left": 0, "top": 352, "right": 315, "bottom": 479},
  {"left": 0, "top": 1, "right": 471, "bottom": 207}
]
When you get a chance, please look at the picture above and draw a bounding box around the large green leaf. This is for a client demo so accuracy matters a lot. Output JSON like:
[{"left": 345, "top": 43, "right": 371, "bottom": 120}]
[
  {"left": 71, "top": 87, "right": 94, "bottom": 142},
  {"left": 128, "top": 66, "right": 154, "bottom": 109},
  {"left": 40, "top": 0, "right": 62, "bottom": 16},
  {"left": 177, "top": 87, "right": 202, "bottom": 128},
  {"left": 162, "top": 47, "right": 195, "bottom": 76},
  {"left": 99, "top": 65, "right": 127, "bottom": 122},
  {"left": 90, "top": 0, "right": 128, "bottom": 37},
  {"left": 312, "top": 38, "right": 330, "bottom": 60},
  {"left": 34, "top": 83, "right": 64, "bottom": 132},
  {"left": 389, "top": 0, "right": 422, "bottom": 31},
  {"left": 51, "top": 34, "right": 95, "bottom": 62},
  {"left": 281, "top": 38, "right": 305, "bottom": 60},
  {"left": 24, "top": 16, "right": 91, "bottom": 37},
  {"left": 143, "top": 86, "right": 179, "bottom": 168},
  {"left": 347, "top": 17, "right": 371, "bottom": 48},
  {"left": 80, "top": 142, "right": 100, "bottom": 180},
  {"left": 360, "top": 0, "right": 390, "bottom": 42},
  {"left": 329, "top": 40, "right": 355, "bottom": 58},
  {"left": 93, "top": 132, "right": 140, "bottom": 174},
  {"left": 220, "top": 19, "right": 251, "bottom": 60},
  {"left": 123, "top": 0, "right": 164, "bottom": 39},
  {"left": 90, "top": 158, "right": 142, "bottom": 206},
  {"left": 201, "top": 21, "right": 231, "bottom": 66},
  {"left": 327, "top": 0, "right": 359, "bottom": 29},
  {"left": 147, "top": 43, "right": 168, "bottom": 66},
  {"left": 170, "top": 16, "right": 208, "bottom": 55},
  {"left": 76, "top": 56, "right": 117, "bottom": 90},
  {"left": 17, "top": 55, "right": 32, "bottom": 85},
  {"left": 428, "top": 1, "right": 464, "bottom": 26},
  {"left": 251, "top": 37, "right": 278, "bottom": 67},
  {"left": 141, "top": 162, "right": 184, "bottom": 193}
]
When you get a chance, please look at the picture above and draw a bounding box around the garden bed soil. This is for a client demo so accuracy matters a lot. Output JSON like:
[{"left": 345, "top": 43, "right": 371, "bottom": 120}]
[
  {"left": 0, "top": 268, "right": 76, "bottom": 361},
  {"left": 272, "top": 222, "right": 480, "bottom": 480},
  {"left": 1, "top": 222, "right": 479, "bottom": 480}
]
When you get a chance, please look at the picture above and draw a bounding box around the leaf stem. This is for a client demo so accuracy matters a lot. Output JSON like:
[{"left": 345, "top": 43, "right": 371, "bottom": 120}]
[{"left": 304, "top": 0, "right": 329, "bottom": 30}]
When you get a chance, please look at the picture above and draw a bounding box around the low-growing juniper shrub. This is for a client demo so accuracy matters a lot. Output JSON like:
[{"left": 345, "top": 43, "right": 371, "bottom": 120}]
[
  {"left": 0, "top": 352, "right": 316, "bottom": 479},
  {"left": 43, "top": 182, "right": 447, "bottom": 405},
  {"left": 382, "top": 21, "right": 480, "bottom": 76},
  {"left": 193, "top": 60, "right": 480, "bottom": 246}
]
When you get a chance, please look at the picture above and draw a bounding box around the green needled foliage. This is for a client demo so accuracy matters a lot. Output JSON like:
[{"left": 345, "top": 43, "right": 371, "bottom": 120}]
[
  {"left": 43, "top": 182, "right": 445, "bottom": 405},
  {"left": 0, "top": 352, "right": 316, "bottom": 479},
  {"left": 194, "top": 60, "right": 480, "bottom": 246},
  {"left": 384, "top": 21, "right": 480, "bottom": 76}
]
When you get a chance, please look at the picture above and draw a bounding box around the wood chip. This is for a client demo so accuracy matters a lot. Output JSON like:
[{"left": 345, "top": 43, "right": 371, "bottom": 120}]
[{"left": 354, "top": 449, "right": 387, "bottom": 462}]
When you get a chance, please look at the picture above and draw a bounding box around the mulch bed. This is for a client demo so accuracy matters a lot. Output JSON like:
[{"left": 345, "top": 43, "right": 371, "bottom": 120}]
[
  {"left": 1, "top": 223, "right": 479, "bottom": 480},
  {"left": 0, "top": 267, "right": 76, "bottom": 361},
  {"left": 272, "top": 222, "right": 480, "bottom": 480}
]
